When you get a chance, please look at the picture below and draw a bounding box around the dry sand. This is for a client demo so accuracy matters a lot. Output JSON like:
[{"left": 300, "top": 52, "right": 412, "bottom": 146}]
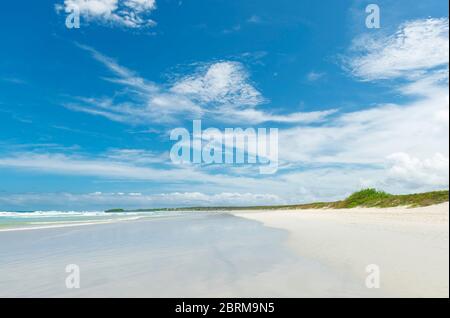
[{"left": 233, "top": 203, "right": 449, "bottom": 298}]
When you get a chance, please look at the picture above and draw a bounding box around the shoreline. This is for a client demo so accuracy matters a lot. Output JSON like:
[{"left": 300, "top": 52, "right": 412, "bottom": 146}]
[
  {"left": 0, "top": 212, "right": 190, "bottom": 232},
  {"left": 0, "top": 204, "right": 448, "bottom": 297},
  {"left": 0, "top": 213, "right": 299, "bottom": 297}
]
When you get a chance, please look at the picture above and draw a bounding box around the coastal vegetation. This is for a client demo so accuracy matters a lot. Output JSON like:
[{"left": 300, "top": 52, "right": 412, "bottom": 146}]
[{"left": 105, "top": 189, "right": 449, "bottom": 212}]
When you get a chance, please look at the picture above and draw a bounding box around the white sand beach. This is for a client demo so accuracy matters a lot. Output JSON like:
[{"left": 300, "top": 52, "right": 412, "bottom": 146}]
[
  {"left": 234, "top": 202, "right": 450, "bottom": 298},
  {"left": 0, "top": 204, "right": 448, "bottom": 298}
]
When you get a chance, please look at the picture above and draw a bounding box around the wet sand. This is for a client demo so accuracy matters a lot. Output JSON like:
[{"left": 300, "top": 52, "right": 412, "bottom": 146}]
[{"left": 0, "top": 212, "right": 376, "bottom": 298}]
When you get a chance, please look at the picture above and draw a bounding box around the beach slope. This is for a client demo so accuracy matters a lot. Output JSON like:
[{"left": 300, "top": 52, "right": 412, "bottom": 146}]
[{"left": 234, "top": 202, "right": 449, "bottom": 297}]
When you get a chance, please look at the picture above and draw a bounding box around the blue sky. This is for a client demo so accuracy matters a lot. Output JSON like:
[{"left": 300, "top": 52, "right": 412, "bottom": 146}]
[{"left": 0, "top": 0, "right": 448, "bottom": 210}]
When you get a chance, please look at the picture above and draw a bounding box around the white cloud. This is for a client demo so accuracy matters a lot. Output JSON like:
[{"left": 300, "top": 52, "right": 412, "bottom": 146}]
[
  {"left": 124, "top": 0, "right": 156, "bottom": 12},
  {"left": 306, "top": 71, "right": 325, "bottom": 82},
  {"left": 57, "top": 0, "right": 157, "bottom": 28},
  {"left": 0, "top": 150, "right": 285, "bottom": 193},
  {"left": 65, "top": 45, "right": 203, "bottom": 124},
  {"left": 217, "top": 108, "right": 337, "bottom": 125},
  {"left": 274, "top": 18, "right": 450, "bottom": 193},
  {"left": 75, "top": 43, "right": 157, "bottom": 92},
  {"left": 0, "top": 152, "right": 205, "bottom": 183},
  {"left": 18, "top": 18, "right": 449, "bottom": 206},
  {"left": 155, "top": 192, "right": 281, "bottom": 206},
  {"left": 64, "top": 45, "right": 333, "bottom": 125},
  {"left": 104, "top": 148, "right": 169, "bottom": 164},
  {"left": 0, "top": 77, "right": 27, "bottom": 85},
  {"left": 247, "top": 15, "right": 263, "bottom": 24},
  {"left": 278, "top": 87, "right": 449, "bottom": 168},
  {"left": 170, "top": 61, "right": 334, "bottom": 124},
  {"left": 386, "top": 153, "right": 449, "bottom": 188},
  {"left": 275, "top": 17, "right": 450, "bottom": 193},
  {"left": 346, "top": 18, "right": 449, "bottom": 80},
  {"left": 277, "top": 18, "right": 448, "bottom": 193},
  {"left": 2, "top": 17, "right": 449, "bottom": 209},
  {"left": 171, "top": 62, "right": 264, "bottom": 107}
]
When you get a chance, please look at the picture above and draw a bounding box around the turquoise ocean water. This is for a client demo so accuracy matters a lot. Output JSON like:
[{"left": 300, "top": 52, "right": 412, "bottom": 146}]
[{"left": 0, "top": 210, "right": 184, "bottom": 231}]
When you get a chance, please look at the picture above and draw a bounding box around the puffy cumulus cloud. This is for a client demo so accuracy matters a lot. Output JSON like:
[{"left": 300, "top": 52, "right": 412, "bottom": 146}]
[
  {"left": 124, "top": 0, "right": 156, "bottom": 12},
  {"left": 56, "top": 0, "right": 157, "bottom": 28},
  {"left": 386, "top": 153, "right": 449, "bottom": 188},
  {"left": 346, "top": 18, "right": 449, "bottom": 81}
]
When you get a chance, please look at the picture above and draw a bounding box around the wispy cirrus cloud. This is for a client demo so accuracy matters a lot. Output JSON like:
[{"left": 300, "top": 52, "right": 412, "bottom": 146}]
[
  {"left": 63, "top": 45, "right": 335, "bottom": 125},
  {"left": 279, "top": 95, "right": 448, "bottom": 169},
  {"left": 0, "top": 77, "right": 27, "bottom": 85},
  {"left": 247, "top": 15, "right": 263, "bottom": 24},
  {"left": 56, "top": 0, "right": 157, "bottom": 28},
  {"left": 306, "top": 71, "right": 326, "bottom": 82},
  {"left": 216, "top": 108, "right": 337, "bottom": 125},
  {"left": 65, "top": 44, "right": 203, "bottom": 124},
  {"left": 344, "top": 18, "right": 449, "bottom": 81},
  {"left": 0, "top": 149, "right": 283, "bottom": 190}
]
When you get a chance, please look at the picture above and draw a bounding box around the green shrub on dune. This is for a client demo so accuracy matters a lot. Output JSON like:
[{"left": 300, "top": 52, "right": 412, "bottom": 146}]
[{"left": 331, "top": 189, "right": 449, "bottom": 209}]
